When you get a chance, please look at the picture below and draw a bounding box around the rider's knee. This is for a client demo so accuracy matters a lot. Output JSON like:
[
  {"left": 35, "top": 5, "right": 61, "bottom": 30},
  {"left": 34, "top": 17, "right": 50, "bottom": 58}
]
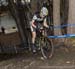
[{"left": 32, "top": 32, "right": 36, "bottom": 38}]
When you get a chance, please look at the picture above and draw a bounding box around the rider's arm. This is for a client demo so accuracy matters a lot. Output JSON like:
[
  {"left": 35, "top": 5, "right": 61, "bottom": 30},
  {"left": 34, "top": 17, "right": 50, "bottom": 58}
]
[
  {"left": 43, "top": 18, "right": 49, "bottom": 28},
  {"left": 31, "top": 15, "right": 37, "bottom": 28},
  {"left": 31, "top": 20, "right": 36, "bottom": 28}
]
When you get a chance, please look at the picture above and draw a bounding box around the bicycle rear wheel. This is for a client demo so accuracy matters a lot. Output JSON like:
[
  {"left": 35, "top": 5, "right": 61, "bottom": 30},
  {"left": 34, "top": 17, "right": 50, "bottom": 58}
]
[{"left": 40, "top": 37, "right": 54, "bottom": 59}]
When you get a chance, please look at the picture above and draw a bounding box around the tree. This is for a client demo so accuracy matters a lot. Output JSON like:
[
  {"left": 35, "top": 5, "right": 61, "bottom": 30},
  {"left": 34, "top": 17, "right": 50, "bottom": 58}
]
[
  {"left": 53, "top": 0, "right": 65, "bottom": 43},
  {"left": 68, "top": 0, "right": 75, "bottom": 34},
  {"left": 53, "top": 0, "right": 61, "bottom": 36}
]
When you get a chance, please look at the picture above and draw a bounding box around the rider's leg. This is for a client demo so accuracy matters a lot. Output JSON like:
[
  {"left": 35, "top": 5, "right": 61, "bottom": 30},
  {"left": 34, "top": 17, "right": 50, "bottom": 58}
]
[
  {"left": 32, "top": 31, "right": 36, "bottom": 44},
  {"left": 31, "top": 31, "right": 37, "bottom": 53},
  {"left": 30, "top": 26, "right": 37, "bottom": 53}
]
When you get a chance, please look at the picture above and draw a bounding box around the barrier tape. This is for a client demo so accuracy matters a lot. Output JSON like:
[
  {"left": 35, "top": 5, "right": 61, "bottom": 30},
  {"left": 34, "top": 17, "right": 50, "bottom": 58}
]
[
  {"left": 48, "top": 34, "right": 75, "bottom": 38},
  {"left": 48, "top": 24, "right": 75, "bottom": 38},
  {"left": 51, "top": 24, "right": 75, "bottom": 29}
]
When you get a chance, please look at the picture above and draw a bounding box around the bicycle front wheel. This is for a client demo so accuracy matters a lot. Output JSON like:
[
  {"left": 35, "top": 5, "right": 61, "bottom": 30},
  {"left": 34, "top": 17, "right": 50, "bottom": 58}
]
[{"left": 40, "top": 37, "right": 54, "bottom": 59}]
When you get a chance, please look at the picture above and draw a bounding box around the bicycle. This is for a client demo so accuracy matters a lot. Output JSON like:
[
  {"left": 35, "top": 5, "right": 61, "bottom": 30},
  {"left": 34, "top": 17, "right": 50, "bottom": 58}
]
[{"left": 35, "top": 27, "right": 54, "bottom": 59}]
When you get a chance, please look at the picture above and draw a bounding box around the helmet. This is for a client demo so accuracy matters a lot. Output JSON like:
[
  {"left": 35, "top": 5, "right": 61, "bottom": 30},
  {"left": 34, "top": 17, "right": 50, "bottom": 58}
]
[{"left": 40, "top": 7, "right": 48, "bottom": 16}]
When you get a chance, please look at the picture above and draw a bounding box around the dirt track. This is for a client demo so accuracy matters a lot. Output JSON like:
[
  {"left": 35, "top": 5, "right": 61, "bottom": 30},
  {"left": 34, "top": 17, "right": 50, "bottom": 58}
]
[
  {"left": 0, "top": 46, "right": 75, "bottom": 69},
  {"left": 0, "top": 32, "right": 75, "bottom": 69}
]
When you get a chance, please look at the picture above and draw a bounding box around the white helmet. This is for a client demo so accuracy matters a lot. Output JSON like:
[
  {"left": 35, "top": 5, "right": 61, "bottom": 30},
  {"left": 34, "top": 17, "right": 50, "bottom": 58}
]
[{"left": 40, "top": 7, "right": 48, "bottom": 16}]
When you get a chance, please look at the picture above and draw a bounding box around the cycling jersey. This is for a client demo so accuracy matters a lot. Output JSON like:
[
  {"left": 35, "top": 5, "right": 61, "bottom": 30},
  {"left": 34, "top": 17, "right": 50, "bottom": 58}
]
[{"left": 31, "top": 12, "right": 47, "bottom": 32}]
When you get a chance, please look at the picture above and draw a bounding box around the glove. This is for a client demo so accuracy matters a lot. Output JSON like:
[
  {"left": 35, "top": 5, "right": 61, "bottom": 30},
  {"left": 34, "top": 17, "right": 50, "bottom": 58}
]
[
  {"left": 35, "top": 26, "right": 39, "bottom": 31},
  {"left": 48, "top": 26, "right": 53, "bottom": 30}
]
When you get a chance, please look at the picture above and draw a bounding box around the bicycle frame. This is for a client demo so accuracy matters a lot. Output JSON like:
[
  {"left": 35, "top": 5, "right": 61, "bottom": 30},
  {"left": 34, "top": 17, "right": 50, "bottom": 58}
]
[
  {"left": 35, "top": 28, "right": 54, "bottom": 59},
  {"left": 36, "top": 28, "right": 47, "bottom": 37},
  {"left": 36, "top": 28, "right": 48, "bottom": 47}
]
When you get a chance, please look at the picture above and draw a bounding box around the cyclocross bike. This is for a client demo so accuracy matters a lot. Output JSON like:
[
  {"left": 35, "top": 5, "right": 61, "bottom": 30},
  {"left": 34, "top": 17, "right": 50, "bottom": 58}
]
[{"left": 35, "top": 27, "right": 54, "bottom": 59}]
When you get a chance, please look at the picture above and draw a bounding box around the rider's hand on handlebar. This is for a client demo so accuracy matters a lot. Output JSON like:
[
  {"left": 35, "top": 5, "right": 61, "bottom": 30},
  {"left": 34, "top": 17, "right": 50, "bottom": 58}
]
[{"left": 47, "top": 26, "right": 53, "bottom": 30}]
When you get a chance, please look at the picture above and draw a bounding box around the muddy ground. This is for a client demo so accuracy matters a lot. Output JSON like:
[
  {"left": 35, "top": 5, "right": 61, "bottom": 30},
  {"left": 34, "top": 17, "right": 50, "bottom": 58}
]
[
  {"left": 0, "top": 45, "right": 75, "bottom": 69},
  {"left": 0, "top": 32, "right": 75, "bottom": 69}
]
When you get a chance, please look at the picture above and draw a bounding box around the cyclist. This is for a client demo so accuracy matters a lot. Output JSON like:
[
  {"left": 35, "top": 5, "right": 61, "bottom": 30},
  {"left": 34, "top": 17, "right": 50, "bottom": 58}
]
[{"left": 30, "top": 7, "right": 49, "bottom": 53}]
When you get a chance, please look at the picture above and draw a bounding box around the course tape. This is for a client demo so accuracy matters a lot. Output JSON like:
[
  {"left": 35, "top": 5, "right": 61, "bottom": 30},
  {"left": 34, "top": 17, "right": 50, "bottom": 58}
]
[
  {"left": 48, "top": 24, "right": 75, "bottom": 38},
  {"left": 51, "top": 24, "right": 75, "bottom": 29},
  {"left": 48, "top": 34, "right": 75, "bottom": 38}
]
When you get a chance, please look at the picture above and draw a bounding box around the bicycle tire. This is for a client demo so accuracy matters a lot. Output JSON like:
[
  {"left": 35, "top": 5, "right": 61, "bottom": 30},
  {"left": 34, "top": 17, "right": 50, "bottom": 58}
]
[{"left": 40, "top": 37, "right": 54, "bottom": 59}]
